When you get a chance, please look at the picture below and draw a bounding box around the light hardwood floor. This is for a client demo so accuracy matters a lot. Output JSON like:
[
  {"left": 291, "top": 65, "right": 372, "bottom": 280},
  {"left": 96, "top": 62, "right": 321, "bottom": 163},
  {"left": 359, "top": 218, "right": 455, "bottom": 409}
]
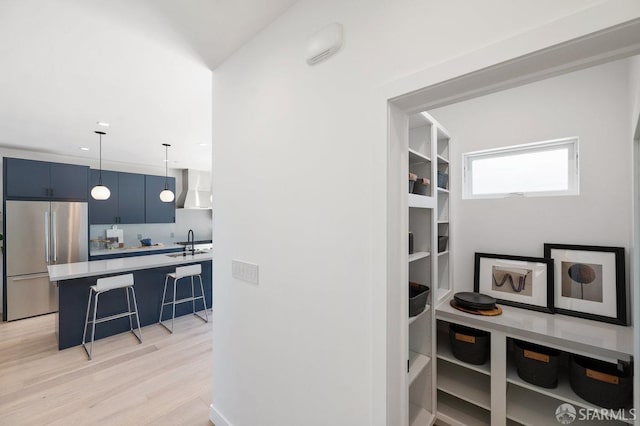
[{"left": 0, "top": 311, "right": 213, "bottom": 425}]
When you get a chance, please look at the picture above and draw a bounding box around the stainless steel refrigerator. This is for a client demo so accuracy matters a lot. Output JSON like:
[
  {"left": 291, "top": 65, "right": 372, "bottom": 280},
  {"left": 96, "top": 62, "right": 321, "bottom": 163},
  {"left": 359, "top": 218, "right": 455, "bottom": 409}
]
[{"left": 5, "top": 200, "right": 88, "bottom": 321}]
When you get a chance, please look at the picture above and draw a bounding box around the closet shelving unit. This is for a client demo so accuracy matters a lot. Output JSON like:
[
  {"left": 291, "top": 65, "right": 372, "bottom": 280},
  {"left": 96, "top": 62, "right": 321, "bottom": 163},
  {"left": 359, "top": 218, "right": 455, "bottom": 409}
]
[
  {"left": 404, "top": 111, "right": 452, "bottom": 425},
  {"left": 435, "top": 302, "right": 634, "bottom": 426},
  {"left": 396, "top": 112, "right": 633, "bottom": 426}
]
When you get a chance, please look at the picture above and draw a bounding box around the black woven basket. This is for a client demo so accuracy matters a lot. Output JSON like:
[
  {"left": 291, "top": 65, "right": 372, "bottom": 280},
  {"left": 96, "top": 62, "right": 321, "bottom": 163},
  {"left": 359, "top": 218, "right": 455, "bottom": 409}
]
[
  {"left": 409, "top": 173, "right": 417, "bottom": 193},
  {"left": 449, "top": 323, "right": 489, "bottom": 365},
  {"left": 514, "top": 340, "right": 560, "bottom": 388},
  {"left": 409, "top": 282, "right": 430, "bottom": 317},
  {"left": 438, "top": 236, "right": 448, "bottom": 253},
  {"left": 437, "top": 171, "right": 448, "bottom": 189},
  {"left": 412, "top": 178, "right": 429, "bottom": 195},
  {"left": 569, "top": 355, "right": 633, "bottom": 409}
]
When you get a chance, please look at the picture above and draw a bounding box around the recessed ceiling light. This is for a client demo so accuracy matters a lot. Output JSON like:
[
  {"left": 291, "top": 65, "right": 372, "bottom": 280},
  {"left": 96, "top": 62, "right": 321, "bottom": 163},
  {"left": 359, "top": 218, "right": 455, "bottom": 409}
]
[
  {"left": 198, "top": 143, "right": 208, "bottom": 147},
  {"left": 96, "top": 122, "right": 110, "bottom": 127},
  {"left": 80, "top": 147, "right": 90, "bottom": 151}
]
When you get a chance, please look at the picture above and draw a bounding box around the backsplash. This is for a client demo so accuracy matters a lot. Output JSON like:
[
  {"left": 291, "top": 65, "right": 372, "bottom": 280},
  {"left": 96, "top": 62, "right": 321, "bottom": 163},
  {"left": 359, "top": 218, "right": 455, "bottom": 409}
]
[{"left": 90, "top": 209, "right": 212, "bottom": 248}]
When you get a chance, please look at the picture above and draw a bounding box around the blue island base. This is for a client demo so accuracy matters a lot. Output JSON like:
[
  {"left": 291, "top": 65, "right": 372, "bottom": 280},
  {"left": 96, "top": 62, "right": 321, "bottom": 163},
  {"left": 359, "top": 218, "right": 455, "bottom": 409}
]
[{"left": 57, "top": 261, "right": 212, "bottom": 350}]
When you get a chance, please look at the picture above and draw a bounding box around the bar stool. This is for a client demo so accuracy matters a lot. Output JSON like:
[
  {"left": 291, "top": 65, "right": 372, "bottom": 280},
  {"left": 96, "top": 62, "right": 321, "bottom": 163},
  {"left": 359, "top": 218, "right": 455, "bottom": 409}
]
[
  {"left": 82, "top": 273, "right": 142, "bottom": 360},
  {"left": 159, "top": 264, "right": 209, "bottom": 333}
]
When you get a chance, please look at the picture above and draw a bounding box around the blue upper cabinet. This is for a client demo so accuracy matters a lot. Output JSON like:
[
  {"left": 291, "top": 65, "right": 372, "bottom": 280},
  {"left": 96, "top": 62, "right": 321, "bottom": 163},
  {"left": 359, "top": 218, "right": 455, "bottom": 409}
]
[
  {"left": 4, "top": 158, "right": 88, "bottom": 201},
  {"left": 144, "top": 175, "right": 176, "bottom": 223},
  {"left": 50, "top": 162, "right": 90, "bottom": 200},
  {"left": 89, "top": 170, "right": 119, "bottom": 224},
  {"left": 117, "top": 172, "right": 145, "bottom": 223},
  {"left": 89, "top": 170, "right": 145, "bottom": 224}
]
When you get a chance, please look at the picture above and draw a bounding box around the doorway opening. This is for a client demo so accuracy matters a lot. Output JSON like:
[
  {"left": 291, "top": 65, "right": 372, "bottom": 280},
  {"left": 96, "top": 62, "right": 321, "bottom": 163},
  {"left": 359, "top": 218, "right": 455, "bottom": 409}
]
[{"left": 384, "top": 19, "right": 640, "bottom": 426}]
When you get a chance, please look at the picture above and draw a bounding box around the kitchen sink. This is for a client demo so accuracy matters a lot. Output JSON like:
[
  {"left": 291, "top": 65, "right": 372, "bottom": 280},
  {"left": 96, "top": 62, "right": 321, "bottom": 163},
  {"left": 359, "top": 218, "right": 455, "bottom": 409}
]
[{"left": 166, "top": 250, "right": 211, "bottom": 258}]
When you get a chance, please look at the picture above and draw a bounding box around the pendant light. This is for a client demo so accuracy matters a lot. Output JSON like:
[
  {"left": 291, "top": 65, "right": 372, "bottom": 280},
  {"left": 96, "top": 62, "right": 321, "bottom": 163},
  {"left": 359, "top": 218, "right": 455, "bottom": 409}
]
[
  {"left": 159, "top": 143, "right": 175, "bottom": 202},
  {"left": 90, "top": 130, "right": 111, "bottom": 200}
]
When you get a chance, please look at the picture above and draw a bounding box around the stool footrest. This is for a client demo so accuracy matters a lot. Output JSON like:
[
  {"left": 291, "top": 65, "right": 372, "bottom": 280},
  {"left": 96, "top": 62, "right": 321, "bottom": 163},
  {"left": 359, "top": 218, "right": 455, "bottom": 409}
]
[
  {"left": 162, "top": 295, "right": 206, "bottom": 306},
  {"left": 89, "top": 311, "right": 138, "bottom": 324}
]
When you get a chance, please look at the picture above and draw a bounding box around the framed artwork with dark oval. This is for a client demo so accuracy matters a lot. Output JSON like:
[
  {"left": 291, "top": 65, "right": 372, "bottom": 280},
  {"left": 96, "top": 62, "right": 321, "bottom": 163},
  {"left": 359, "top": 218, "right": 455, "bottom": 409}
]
[{"left": 544, "top": 243, "right": 627, "bottom": 325}]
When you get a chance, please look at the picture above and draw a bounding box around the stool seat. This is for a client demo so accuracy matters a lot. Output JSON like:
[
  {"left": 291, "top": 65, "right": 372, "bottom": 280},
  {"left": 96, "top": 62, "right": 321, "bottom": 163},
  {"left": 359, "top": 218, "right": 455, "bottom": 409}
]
[
  {"left": 82, "top": 273, "right": 142, "bottom": 360},
  {"left": 159, "top": 264, "right": 208, "bottom": 333}
]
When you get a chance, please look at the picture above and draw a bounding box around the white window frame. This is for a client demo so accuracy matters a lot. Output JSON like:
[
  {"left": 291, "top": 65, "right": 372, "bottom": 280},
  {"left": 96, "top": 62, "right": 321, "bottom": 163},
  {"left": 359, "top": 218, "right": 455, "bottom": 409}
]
[{"left": 462, "top": 137, "right": 580, "bottom": 199}]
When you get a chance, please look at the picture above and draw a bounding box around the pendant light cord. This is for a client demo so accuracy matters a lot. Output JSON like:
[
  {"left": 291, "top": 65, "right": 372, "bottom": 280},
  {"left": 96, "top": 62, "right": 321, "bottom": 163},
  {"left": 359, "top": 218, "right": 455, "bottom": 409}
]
[
  {"left": 99, "top": 133, "right": 103, "bottom": 185},
  {"left": 95, "top": 130, "right": 106, "bottom": 185},
  {"left": 163, "top": 143, "right": 170, "bottom": 190}
]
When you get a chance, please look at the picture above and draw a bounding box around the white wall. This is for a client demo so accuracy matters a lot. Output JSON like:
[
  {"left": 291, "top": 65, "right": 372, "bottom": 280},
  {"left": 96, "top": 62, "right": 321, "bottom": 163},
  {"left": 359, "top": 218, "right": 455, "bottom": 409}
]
[
  {"left": 211, "top": 1, "right": 640, "bottom": 425},
  {"left": 429, "top": 59, "right": 633, "bottom": 293},
  {"left": 631, "top": 56, "right": 640, "bottom": 128},
  {"left": 0, "top": 0, "right": 213, "bottom": 171}
]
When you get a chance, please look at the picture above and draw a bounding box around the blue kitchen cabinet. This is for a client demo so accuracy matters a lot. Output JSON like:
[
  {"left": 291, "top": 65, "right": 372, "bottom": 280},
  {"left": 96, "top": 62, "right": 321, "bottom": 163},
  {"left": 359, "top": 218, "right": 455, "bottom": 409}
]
[
  {"left": 117, "top": 172, "right": 145, "bottom": 223},
  {"left": 144, "top": 175, "right": 176, "bottom": 223},
  {"left": 50, "top": 163, "right": 89, "bottom": 200},
  {"left": 89, "top": 170, "right": 119, "bottom": 224},
  {"left": 4, "top": 158, "right": 88, "bottom": 201},
  {"left": 89, "top": 170, "right": 144, "bottom": 224}
]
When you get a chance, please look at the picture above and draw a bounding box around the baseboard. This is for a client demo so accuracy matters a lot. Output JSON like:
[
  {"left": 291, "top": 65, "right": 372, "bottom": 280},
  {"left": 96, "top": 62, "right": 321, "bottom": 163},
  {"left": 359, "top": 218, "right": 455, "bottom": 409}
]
[{"left": 209, "top": 404, "right": 232, "bottom": 426}]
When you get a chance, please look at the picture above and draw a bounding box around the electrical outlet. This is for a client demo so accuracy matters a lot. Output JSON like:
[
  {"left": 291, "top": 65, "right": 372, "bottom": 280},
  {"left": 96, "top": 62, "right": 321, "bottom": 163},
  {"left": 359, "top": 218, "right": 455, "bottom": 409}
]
[
  {"left": 232, "top": 260, "right": 259, "bottom": 284},
  {"left": 170, "top": 232, "right": 174, "bottom": 238},
  {"left": 137, "top": 234, "right": 142, "bottom": 240}
]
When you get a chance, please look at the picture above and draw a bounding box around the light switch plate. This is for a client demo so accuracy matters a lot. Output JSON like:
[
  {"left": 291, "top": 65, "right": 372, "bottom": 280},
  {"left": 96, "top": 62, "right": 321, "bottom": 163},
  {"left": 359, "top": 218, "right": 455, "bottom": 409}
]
[{"left": 232, "top": 260, "right": 259, "bottom": 284}]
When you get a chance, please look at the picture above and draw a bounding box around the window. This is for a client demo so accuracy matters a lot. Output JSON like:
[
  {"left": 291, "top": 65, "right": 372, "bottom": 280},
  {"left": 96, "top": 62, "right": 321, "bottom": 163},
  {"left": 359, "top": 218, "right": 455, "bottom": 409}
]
[{"left": 463, "top": 137, "right": 579, "bottom": 199}]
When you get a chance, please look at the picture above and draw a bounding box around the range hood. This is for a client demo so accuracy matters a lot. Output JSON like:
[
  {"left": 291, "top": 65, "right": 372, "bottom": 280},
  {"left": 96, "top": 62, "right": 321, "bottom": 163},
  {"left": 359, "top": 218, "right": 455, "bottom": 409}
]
[{"left": 177, "top": 169, "right": 212, "bottom": 209}]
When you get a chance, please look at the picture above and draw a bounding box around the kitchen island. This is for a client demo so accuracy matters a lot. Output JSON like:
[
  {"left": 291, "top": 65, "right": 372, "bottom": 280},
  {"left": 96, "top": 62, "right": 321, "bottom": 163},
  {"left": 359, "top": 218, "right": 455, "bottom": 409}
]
[{"left": 48, "top": 251, "right": 213, "bottom": 350}]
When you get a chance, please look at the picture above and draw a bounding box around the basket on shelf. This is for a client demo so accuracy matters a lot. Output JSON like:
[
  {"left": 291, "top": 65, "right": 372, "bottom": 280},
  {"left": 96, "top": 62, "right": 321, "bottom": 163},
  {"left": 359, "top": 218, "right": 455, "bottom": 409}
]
[
  {"left": 409, "top": 173, "right": 417, "bottom": 193},
  {"left": 437, "top": 171, "right": 449, "bottom": 189},
  {"left": 514, "top": 340, "right": 560, "bottom": 388},
  {"left": 569, "top": 354, "right": 633, "bottom": 409},
  {"left": 412, "top": 177, "right": 430, "bottom": 196},
  {"left": 449, "top": 323, "right": 489, "bottom": 365},
  {"left": 409, "top": 282, "right": 430, "bottom": 317},
  {"left": 438, "top": 236, "right": 448, "bottom": 253}
]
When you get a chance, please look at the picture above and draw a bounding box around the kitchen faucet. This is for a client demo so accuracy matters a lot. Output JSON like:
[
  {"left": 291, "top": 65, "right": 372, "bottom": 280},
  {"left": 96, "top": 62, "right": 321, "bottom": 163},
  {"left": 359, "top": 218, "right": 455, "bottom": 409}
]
[{"left": 187, "top": 229, "right": 195, "bottom": 254}]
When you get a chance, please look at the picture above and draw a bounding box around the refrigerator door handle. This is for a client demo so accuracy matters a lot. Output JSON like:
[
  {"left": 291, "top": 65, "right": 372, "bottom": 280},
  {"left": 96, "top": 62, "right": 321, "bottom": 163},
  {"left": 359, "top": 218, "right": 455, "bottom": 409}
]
[
  {"left": 11, "top": 273, "right": 51, "bottom": 281},
  {"left": 44, "top": 211, "right": 50, "bottom": 263},
  {"left": 52, "top": 211, "right": 57, "bottom": 263}
]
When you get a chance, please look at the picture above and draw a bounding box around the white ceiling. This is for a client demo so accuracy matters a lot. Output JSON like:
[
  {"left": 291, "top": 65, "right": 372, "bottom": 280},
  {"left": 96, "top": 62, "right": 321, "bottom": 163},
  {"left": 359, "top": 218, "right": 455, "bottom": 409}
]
[{"left": 0, "top": 0, "right": 297, "bottom": 172}]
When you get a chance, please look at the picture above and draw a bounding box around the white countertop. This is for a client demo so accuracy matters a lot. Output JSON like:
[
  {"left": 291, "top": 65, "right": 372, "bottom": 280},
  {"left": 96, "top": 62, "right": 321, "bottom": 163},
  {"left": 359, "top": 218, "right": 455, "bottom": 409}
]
[
  {"left": 48, "top": 251, "right": 213, "bottom": 281},
  {"left": 90, "top": 243, "right": 184, "bottom": 257},
  {"left": 436, "top": 297, "right": 633, "bottom": 361}
]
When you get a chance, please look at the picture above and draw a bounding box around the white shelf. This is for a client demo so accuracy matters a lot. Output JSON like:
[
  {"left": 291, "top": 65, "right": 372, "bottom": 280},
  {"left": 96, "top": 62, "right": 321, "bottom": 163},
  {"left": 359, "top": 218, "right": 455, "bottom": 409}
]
[
  {"left": 437, "top": 359, "right": 491, "bottom": 410},
  {"left": 408, "top": 351, "right": 432, "bottom": 385},
  {"left": 506, "top": 362, "right": 633, "bottom": 418},
  {"left": 436, "top": 154, "right": 449, "bottom": 164},
  {"left": 409, "top": 148, "right": 431, "bottom": 164},
  {"left": 435, "top": 301, "right": 633, "bottom": 361},
  {"left": 507, "top": 384, "right": 629, "bottom": 426},
  {"left": 409, "top": 251, "right": 430, "bottom": 262},
  {"left": 436, "top": 329, "right": 490, "bottom": 375},
  {"left": 436, "top": 187, "right": 449, "bottom": 193},
  {"left": 409, "top": 403, "right": 434, "bottom": 426},
  {"left": 437, "top": 219, "right": 449, "bottom": 224},
  {"left": 409, "top": 305, "right": 431, "bottom": 325},
  {"left": 408, "top": 193, "right": 435, "bottom": 208},
  {"left": 437, "top": 391, "right": 490, "bottom": 426},
  {"left": 437, "top": 250, "right": 449, "bottom": 257}
]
